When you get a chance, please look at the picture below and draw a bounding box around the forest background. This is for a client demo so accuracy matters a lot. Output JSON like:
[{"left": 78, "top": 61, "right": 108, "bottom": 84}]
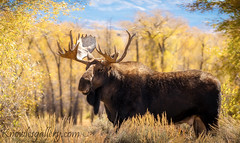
[{"left": 0, "top": 0, "right": 240, "bottom": 142}]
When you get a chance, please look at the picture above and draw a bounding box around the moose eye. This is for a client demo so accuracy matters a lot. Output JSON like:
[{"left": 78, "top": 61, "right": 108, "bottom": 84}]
[{"left": 98, "top": 68, "right": 104, "bottom": 72}]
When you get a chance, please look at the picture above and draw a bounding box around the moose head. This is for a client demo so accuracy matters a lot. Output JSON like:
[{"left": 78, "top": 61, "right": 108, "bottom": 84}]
[{"left": 57, "top": 30, "right": 135, "bottom": 114}]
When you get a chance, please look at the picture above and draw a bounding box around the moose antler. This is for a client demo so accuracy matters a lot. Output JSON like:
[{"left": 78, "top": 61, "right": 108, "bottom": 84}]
[
  {"left": 117, "top": 30, "right": 136, "bottom": 62},
  {"left": 58, "top": 30, "right": 135, "bottom": 65},
  {"left": 57, "top": 30, "right": 96, "bottom": 65},
  {"left": 96, "top": 45, "right": 119, "bottom": 63},
  {"left": 96, "top": 30, "right": 135, "bottom": 63}
]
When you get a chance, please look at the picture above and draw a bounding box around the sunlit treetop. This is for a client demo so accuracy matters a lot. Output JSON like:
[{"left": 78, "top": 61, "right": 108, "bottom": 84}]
[{"left": 184, "top": 0, "right": 240, "bottom": 38}]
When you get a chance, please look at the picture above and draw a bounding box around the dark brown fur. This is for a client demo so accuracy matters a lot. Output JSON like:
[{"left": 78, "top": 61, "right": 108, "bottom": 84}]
[{"left": 79, "top": 61, "right": 221, "bottom": 136}]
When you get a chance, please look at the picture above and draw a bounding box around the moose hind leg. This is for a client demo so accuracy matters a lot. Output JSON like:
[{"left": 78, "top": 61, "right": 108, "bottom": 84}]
[{"left": 193, "top": 116, "right": 207, "bottom": 137}]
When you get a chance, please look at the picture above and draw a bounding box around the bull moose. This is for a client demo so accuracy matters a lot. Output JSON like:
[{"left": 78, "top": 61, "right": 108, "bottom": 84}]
[{"left": 57, "top": 30, "right": 221, "bottom": 137}]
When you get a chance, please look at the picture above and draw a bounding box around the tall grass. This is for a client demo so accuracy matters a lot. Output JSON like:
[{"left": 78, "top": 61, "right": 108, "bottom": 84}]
[{"left": 0, "top": 112, "right": 239, "bottom": 143}]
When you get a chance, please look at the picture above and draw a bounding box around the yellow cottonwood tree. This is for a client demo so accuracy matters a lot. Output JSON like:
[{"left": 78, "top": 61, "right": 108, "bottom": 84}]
[{"left": 0, "top": 0, "right": 87, "bottom": 128}]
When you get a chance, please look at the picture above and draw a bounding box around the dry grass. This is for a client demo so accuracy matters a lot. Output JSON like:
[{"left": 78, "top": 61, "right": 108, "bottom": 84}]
[{"left": 0, "top": 112, "right": 240, "bottom": 143}]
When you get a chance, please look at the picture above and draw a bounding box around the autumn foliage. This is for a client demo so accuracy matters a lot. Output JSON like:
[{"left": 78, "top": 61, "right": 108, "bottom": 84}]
[{"left": 0, "top": 0, "right": 240, "bottom": 142}]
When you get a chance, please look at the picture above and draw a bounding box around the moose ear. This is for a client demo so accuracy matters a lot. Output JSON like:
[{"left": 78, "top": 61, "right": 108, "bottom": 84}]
[{"left": 86, "top": 91, "right": 100, "bottom": 115}]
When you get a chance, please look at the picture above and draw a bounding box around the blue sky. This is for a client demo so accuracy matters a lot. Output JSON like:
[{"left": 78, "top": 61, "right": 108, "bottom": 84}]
[{"left": 58, "top": 0, "right": 220, "bottom": 31}]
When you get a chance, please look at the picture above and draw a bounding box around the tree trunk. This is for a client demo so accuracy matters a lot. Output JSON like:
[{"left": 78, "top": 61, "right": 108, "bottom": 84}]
[
  {"left": 199, "top": 43, "right": 205, "bottom": 70},
  {"left": 136, "top": 38, "right": 139, "bottom": 62},
  {"left": 73, "top": 93, "right": 80, "bottom": 125},
  {"left": 79, "top": 106, "right": 83, "bottom": 124},
  {"left": 35, "top": 91, "right": 39, "bottom": 117},
  {"left": 41, "top": 93, "right": 45, "bottom": 118},
  {"left": 90, "top": 109, "right": 94, "bottom": 123},
  {"left": 187, "top": 58, "right": 190, "bottom": 70},
  {"left": 35, "top": 43, "right": 55, "bottom": 114},
  {"left": 57, "top": 58, "right": 64, "bottom": 118},
  {"left": 161, "top": 52, "right": 164, "bottom": 72},
  {"left": 79, "top": 94, "right": 83, "bottom": 125},
  {"left": 44, "top": 35, "right": 63, "bottom": 119},
  {"left": 106, "top": 19, "right": 112, "bottom": 52},
  {"left": 26, "top": 104, "right": 30, "bottom": 116},
  {"left": 158, "top": 42, "right": 165, "bottom": 72},
  {"left": 68, "top": 59, "right": 73, "bottom": 119},
  {"left": 183, "top": 57, "right": 186, "bottom": 70}
]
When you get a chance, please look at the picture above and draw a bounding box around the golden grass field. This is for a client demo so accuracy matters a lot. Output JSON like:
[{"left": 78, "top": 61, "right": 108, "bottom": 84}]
[{"left": 1, "top": 111, "right": 239, "bottom": 143}]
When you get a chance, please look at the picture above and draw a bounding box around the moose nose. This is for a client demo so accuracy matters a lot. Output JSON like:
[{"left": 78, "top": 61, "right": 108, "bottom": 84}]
[{"left": 78, "top": 77, "right": 91, "bottom": 93}]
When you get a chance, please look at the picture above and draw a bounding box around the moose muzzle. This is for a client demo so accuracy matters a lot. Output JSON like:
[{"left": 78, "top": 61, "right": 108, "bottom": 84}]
[{"left": 78, "top": 77, "right": 91, "bottom": 95}]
